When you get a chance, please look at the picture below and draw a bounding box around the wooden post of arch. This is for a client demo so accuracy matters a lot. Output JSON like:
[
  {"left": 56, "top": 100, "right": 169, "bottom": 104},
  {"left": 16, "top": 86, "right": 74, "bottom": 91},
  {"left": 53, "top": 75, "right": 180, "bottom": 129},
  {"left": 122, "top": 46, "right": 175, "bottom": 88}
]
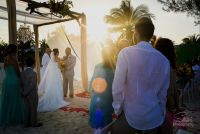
[
  {"left": 6, "top": 0, "right": 17, "bottom": 45},
  {"left": 80, "top": 13, "right": 88, "bottom": 91},
  {"left": 33, "top": 25, "right": 41, "bottom": 84}
]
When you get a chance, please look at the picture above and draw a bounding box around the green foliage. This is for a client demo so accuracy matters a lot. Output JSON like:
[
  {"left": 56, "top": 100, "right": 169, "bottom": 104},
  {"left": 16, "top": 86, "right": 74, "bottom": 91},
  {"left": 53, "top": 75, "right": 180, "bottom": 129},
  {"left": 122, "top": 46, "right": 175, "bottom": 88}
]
[
  {"left": 182, "top": 34, "right": 200, "bottom": 44},
  {"left": 0, "top": 41, "right": 8, "bottom": 63},
  {"left": 175, "top": 34, "right": 200, "bottom": 65},
  {"left": 0, "top": 39, "right": 49, "bottom": 67},
  {"left": 157, "top": 0, "right": 200, "bottom": 24},
  {"left": 21, "top": 0, "right": 80, "bottom": 19},
  {"left": 49, "top": 0, "right": 73, "bottom": 17},
  {"left": 105, "top": 0, "right": 154, "bottom": 43}
]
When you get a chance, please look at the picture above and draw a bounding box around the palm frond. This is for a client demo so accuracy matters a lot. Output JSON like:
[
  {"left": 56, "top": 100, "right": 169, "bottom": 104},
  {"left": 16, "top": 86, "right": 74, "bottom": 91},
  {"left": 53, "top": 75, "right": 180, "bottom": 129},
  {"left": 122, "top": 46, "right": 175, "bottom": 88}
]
[
  {"left": 182, "top": 34, "right": 200, "bottom": 44},
  {"left": 105, "top": 0, "right": 155, "bottom": 42},
  {"left": 108, "top": 26, "right": 126, "bottom": 32},
  {"left": 104, "top": 15, "right": 127, "bottom": 25}
]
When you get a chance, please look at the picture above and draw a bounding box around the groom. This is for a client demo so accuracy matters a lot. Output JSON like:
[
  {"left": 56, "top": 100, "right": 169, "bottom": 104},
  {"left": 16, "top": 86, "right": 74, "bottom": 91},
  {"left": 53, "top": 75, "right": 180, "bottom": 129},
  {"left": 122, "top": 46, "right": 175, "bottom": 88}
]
[{"left": 63, "top": 47, "right": 76, "bottom": 98}]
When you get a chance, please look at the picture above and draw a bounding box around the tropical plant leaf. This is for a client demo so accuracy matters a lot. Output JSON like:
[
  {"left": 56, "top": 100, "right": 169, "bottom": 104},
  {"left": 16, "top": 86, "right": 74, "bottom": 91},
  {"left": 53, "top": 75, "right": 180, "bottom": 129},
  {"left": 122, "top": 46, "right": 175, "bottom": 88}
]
[{"left": 104, "top": 0, "right": 154, "bottom": 42}]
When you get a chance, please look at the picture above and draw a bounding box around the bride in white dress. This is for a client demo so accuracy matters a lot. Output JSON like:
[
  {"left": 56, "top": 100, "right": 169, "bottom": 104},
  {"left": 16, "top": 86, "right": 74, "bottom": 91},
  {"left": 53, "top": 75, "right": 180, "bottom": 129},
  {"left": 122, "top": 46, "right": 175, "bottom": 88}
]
[{"left": 38, "top": 48, "right": 69, "bottom": 112}]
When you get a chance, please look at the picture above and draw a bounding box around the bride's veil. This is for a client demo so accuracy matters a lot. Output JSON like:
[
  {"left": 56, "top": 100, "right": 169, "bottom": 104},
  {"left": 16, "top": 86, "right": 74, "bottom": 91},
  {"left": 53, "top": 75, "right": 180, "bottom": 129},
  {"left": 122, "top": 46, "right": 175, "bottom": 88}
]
[
  {"left": 50, "top": 52, "right": 56, "bottom": 63},
  {"left": 38, "top": 52, "right": 55, "bottom": 94}
]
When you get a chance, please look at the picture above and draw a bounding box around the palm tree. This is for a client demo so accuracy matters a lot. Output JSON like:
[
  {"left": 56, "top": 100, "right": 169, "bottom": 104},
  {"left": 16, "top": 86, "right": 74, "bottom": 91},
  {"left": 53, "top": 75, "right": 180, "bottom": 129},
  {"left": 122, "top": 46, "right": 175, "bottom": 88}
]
[
  {"left": 182, "top": 34, "right": 200, "bottom": 44},
  {"left": 105, "top": 0, "right": 154, "bottom": 44}
]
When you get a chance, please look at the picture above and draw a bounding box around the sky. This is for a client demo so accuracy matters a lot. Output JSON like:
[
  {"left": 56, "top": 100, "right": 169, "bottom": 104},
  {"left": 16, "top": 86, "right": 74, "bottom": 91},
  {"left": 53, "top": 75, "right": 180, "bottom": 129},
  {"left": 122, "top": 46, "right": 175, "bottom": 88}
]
[
  {"left": 0, "top": 0, "right": 199, "bottom": 44},
  {"left": 0, "top": 0, "right": 199, "bottom": 79}
]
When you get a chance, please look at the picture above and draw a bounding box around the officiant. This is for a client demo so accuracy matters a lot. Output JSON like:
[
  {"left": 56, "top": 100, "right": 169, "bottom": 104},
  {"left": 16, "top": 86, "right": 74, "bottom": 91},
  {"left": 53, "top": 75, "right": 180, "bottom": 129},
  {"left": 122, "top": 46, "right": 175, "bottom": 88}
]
[{"left": 63, "top": 47, "right": 76, "bottom": 98}]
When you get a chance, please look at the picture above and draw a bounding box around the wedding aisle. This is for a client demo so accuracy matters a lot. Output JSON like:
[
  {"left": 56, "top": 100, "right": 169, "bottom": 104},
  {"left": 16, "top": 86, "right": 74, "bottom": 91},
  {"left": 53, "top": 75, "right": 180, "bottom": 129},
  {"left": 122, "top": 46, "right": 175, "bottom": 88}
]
[{"left": 0, "top": 89, "right": 92, "bottom": 134}]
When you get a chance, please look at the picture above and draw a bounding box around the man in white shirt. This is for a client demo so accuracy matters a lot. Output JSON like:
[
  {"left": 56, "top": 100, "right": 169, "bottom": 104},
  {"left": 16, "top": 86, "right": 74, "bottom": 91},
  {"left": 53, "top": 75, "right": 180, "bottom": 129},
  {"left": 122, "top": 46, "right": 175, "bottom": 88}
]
[
  {"left": 41, "top": 48, "right": 51, "bottom": 76},
  {"left": 111, "top": 18, "right": 170, "bottom": 134}
]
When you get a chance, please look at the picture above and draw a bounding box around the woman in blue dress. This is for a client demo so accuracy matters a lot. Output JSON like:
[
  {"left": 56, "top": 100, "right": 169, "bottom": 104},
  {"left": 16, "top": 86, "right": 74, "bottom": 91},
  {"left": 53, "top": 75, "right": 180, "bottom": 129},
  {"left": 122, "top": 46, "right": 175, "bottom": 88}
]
[
  {"left": 89, "top": 47, "right": 115, "bottom": 131},
  {"left": 0, "top": 44, "right": 25, "bottom": 126}
]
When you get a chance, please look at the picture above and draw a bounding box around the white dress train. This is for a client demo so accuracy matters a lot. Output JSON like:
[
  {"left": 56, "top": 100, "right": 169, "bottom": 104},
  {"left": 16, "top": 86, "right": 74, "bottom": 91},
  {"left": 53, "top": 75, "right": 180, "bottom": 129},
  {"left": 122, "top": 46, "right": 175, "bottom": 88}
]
[{"left": 38, "top": 53, "right": 69, "bottom": 112}]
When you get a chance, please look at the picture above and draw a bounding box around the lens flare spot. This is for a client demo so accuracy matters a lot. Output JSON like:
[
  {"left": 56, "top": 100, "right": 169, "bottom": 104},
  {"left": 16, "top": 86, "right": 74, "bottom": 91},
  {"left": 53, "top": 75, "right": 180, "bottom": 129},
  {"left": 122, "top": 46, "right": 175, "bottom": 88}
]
[{"left": 92, "top": 77, "right": 107, "bottom": 93}]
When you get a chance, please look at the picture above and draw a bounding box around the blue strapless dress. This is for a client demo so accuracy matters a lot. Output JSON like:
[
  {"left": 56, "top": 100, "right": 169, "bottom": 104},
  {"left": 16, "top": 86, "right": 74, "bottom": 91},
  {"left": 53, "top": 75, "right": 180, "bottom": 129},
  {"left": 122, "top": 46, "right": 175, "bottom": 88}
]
[{"left": 89, "top": 63, "right": 114, "bottom": 129}]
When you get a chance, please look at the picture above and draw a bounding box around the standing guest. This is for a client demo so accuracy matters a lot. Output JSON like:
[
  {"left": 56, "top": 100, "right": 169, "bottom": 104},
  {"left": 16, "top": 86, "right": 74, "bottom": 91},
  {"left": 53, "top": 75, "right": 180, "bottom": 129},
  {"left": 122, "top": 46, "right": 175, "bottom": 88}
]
[
  {"left": 154, "top": 38, "right": 180, "bottom": 134},
  {"left": 154, "top": 38, "right": 181, "bottom": 113},
  {"left": 63, "top": 47, "right": 76, "bottom": 98},
  {"left": 0, "top": 44, "right": 25, "bottom": 126},
  {"left": 41, "top": 48, "right": 51, "bottom": 76},
  {"left": 89, "top": 47, "right": 115, "bottom": 133},
  {"left": 21, "top": 58, "right": 42, "bottom": 127},
  {"left": 111, "top": 18, "right": 170, "bottom": 134}
]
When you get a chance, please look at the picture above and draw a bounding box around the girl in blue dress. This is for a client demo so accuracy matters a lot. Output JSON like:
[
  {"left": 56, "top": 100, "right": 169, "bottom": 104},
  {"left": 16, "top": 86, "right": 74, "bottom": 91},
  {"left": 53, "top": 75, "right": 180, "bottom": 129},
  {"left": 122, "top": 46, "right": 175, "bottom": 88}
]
[{"left": 89, "top": 47, "right": 115, "bottom": 131}]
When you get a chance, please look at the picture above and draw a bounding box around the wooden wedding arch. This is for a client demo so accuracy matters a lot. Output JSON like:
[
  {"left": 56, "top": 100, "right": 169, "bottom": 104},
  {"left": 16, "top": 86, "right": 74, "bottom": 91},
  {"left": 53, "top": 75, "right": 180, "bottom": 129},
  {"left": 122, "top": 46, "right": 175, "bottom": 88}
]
[{"left": 0, "top": 0, "right": 88, "bottom": 91}]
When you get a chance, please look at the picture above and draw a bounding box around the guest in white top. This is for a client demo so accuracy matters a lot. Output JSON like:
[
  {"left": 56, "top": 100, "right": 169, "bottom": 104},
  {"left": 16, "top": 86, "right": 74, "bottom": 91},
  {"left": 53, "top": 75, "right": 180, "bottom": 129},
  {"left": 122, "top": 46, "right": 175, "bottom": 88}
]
[
  {"left": 111, "top": 18, "right": 170, "bottom": 134},
  {"left": 41, "top": 48, "right": 51, "bottom": 76}
]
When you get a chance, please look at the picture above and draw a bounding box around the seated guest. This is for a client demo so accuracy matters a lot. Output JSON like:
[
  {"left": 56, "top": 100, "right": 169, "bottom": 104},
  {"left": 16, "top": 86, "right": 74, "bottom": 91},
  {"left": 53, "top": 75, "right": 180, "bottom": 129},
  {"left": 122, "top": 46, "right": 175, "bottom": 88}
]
[
  {"left": 0, "top": 44, "right": 25, "bottom": 126},
  {"left": 21, "top": 58, "right": 42, "bottom": 127},
  {"left": 89, "top": 47, "right": 115, "bottom": 132},
  {"left": 111, "top": 18, "right": 170, "bottom": 134}
]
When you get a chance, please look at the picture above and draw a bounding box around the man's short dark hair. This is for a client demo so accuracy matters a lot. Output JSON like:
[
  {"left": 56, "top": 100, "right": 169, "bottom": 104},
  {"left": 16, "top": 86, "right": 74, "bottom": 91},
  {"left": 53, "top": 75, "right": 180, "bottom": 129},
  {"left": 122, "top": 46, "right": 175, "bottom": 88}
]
[
  {"left": 26, "top": 58, "right": 35, "bottom": 67},
  {"left": 135, "top": 17, "right": 155, "bottom": 41}
]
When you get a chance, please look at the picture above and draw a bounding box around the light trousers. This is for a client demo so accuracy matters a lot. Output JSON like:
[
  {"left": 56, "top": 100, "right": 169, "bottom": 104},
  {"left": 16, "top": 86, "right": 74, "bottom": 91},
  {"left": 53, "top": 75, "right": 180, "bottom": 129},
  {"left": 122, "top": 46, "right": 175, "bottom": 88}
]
[{"left": 63, "top": 74, "right": 74, "bottom": 97}]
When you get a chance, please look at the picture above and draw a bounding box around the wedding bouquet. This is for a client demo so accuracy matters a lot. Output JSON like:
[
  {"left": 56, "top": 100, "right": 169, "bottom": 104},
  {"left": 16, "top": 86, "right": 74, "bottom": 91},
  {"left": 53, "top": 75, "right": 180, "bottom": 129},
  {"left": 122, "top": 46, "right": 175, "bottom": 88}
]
[{"left": 60, "top": 59, "right": 67, "bottom": 73}]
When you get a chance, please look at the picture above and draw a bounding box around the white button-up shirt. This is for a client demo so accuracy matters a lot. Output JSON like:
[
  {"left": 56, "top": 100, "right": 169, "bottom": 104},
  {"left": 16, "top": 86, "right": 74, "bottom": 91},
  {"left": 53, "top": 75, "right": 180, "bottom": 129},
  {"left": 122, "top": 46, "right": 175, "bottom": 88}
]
[
  {"left": 42, "top": 53, "right": 50, "bottom": 70},
  {"left": 112, "top": 41, "right": 170, "bottom": 130}
]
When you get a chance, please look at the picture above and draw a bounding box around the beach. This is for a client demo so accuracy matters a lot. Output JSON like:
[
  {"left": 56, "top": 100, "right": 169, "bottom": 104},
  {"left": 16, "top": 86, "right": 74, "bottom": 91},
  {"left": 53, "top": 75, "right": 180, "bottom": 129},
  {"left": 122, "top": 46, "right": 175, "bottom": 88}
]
[{"left": 0, "top": 89, "right": 92, "bottom": 134}]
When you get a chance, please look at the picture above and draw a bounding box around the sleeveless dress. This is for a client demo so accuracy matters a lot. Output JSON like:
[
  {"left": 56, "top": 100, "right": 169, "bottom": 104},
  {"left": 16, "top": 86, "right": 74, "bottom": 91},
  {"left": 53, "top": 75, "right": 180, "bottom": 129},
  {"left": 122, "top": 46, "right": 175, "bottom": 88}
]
[
  {"left": 37, "top": 53, "right": 70, "bottom": 112},
  {"left": 0, "top": 66, "right": 25, "bottom": 126},
  {"left": 89, "top": 63, "right": 114, "bottom": 129}
]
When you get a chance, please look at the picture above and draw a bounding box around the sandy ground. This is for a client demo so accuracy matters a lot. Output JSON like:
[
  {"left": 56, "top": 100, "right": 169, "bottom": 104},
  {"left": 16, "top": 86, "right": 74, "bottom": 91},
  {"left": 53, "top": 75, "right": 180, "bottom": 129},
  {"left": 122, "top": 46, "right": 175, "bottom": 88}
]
[
  {"left": 0, "top": 90, "right": 92, "bottom": 134},
  {"left": 0, "top": 79, "right": 200, "bottom": 134}
]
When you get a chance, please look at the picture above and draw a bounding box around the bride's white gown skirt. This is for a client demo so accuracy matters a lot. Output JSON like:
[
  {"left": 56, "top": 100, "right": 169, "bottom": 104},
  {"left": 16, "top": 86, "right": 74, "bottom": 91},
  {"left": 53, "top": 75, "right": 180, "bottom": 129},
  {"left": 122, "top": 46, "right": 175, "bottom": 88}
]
[{"left": 37, "top": 58, "right": 70, "bottom": 112}]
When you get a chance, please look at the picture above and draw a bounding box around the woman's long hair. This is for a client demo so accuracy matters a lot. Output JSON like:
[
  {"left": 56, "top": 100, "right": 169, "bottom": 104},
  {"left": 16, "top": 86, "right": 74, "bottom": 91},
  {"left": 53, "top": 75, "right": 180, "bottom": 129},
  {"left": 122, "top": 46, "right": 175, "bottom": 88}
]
[
  {"left": 101, "top": 47, "right": 115, "bottom": 70},
  {"left": 154, "top": 38, "right": 177, "bottom": 69}
]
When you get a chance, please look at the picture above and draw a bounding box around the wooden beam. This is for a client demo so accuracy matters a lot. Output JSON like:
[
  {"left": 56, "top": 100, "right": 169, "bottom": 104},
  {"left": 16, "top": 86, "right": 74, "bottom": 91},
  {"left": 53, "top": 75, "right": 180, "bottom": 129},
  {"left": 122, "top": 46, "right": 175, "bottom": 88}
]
[
  {"left": 6, "top": 0, "right": 17, "bottom": 45},
  {"left": 33, "top": 25, "right": 41, "bottom": 84},
  {"left": 36, "top": 18, "right": 74, "bottom": 27},
  {"left": 0, "top": 16, "right": 36, "bottom": 25},
  {"left": 80, "top": 13, "right": 88, "bottom": 91},
  {"left": 0, "top": 6, "right": 60, "bottom": 21}
]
